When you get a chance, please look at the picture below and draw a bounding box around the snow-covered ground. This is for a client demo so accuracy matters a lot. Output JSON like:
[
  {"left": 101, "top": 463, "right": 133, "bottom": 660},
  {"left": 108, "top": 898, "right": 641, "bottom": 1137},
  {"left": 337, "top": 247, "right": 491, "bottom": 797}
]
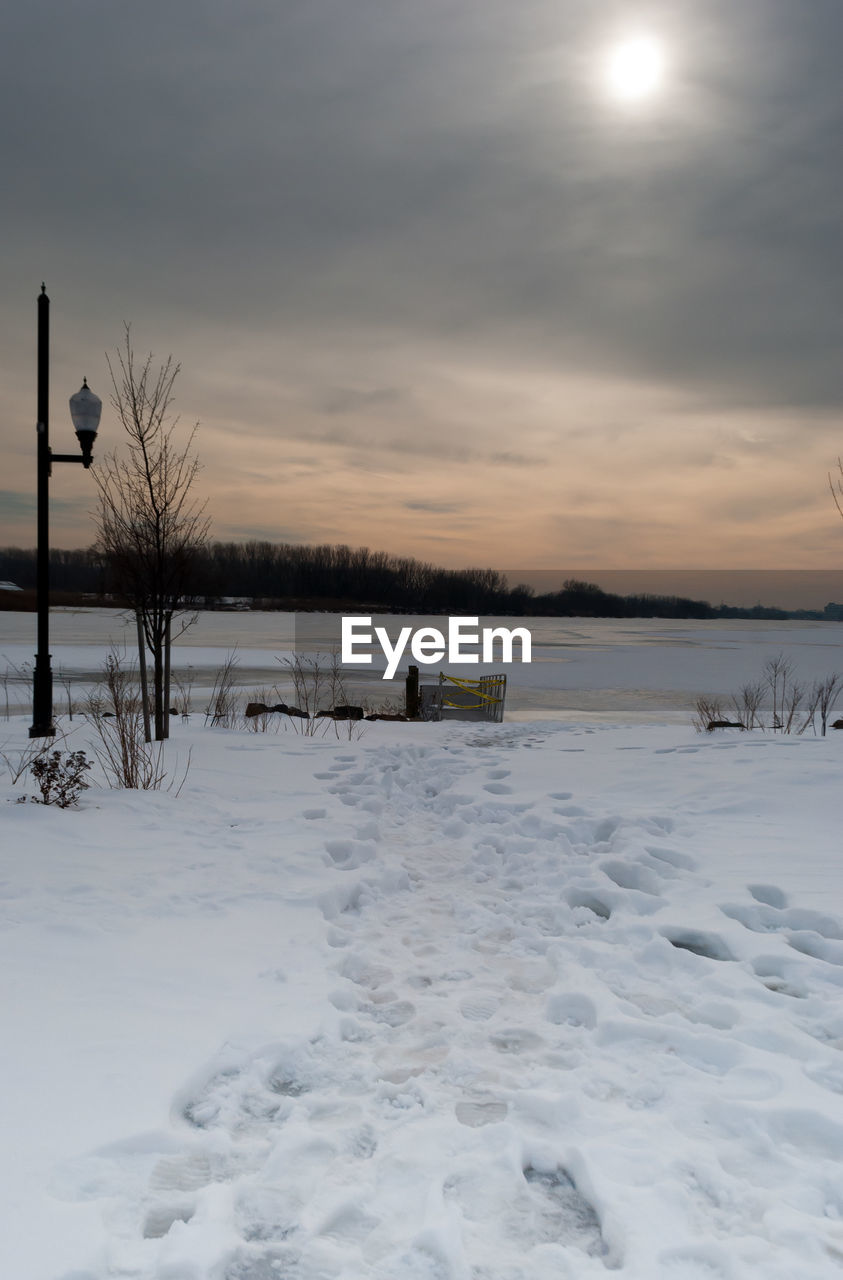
[{"left": 2, "top": 702, "right": 843, "bottom": 1279}]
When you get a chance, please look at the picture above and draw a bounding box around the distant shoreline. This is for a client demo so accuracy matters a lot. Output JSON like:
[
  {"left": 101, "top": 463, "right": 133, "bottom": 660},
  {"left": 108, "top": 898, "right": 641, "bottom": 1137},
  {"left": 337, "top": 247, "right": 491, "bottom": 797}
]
[
  {"left": 4, "top": 544, "right": 843, "bottom": 615},
  {"left": 2, "top": 586, "right": 842, "bottom": 623},
  {"left": 501, "top": 569, "right": 843, "bottom": 613}
]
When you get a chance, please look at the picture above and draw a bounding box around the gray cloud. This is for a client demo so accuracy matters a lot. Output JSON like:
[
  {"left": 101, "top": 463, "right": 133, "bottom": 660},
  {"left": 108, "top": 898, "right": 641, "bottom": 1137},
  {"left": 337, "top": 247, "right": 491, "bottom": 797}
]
[
  {"left": 0, "top": 491, "right": 88, "bottom": 520},
  {"left": 215, "top": 524, "right": 305, "bottom": 544},
  {"left": 5, "top": 0, "right": 843, "bottom": 408},
  {"left": 318, "top": 387, "right": 407, "bottom": 416},
  {"left": 404, "top": 501, "right": 462, "bottom": 514},
  {"left": 489, "top": 451, "right": 544, "bottom": 468},
  {"left": 3, "top": 0, "right": 843, "bottom": 560},
  {"left": 0, "top": 492, "right": 36, "bottom": 520}
]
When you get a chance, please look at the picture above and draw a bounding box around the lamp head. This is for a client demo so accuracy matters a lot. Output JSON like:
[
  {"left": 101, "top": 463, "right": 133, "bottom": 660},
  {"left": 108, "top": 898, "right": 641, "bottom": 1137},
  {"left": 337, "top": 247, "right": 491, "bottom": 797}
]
[{"left": 69, "top": 378, "right": 102, "bottom": 467}]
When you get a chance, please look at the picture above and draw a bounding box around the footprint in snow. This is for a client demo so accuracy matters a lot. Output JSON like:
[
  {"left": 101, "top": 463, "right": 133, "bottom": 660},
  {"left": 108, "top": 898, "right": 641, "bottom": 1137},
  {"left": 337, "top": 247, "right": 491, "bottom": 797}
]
[
  {"left": 346, "top": 1124, "right": 378, "bottom": 1158},
  {"left": 455, "top": 1098, "right": 508, "bottom": 1127},
  {"left": 565, "top": 888, "right": 612, "bottom": 922},
  {"left": 178, "top": 1040, "right": 327, "bottom": 1136},
  {"left": 267, "top": 1070, "right": 311, "bottom": 1097},
  {"left": 235, "top": 1188, "right": 299, "bottom": 1244},
  {"left": 546, "top": 991, "right": 597, "bottom": 1030},
  {"left": 489, "top": 1027, "right": 544, "bottom": 1054},
  {"left": 748, "top": 883, "right": 788, "bottom": 908},
  {"left": 444, "top": 1161, "right": 609, "bottom": 1265},
  {"left": 646, "top": 845, "right": 697, "bottom": 872},
  {"left": 459, "top": 994, "right": 501, "bottom": 1021},
  {"left": 143, "top": 1200, "right": 195, "bottom": 1238},
  {"left": 181, "top": 1076, "right": 284, "bottom": 1133},
  {"left": 324, "top": 838, "right": 376, "bottom": 868},
  {"left": 751, "top": 956, "right": 809, "bottom": 999},
  {"left": 224, "top": 1244, "right": 303, "bottom": 1279},
  {"left": 142, "top": 1150, "right": 215, "bottom": 1238},
  {"left": 722, "top": 900, "right": 843, "bottom": 943},
  {"left": 341, "top": 954, "right": 394, "bottom": 989},
  {"left": 601, "top": 859, "right": 663, "bottom": 897},
  {"left": 787, "top": 932, "right": 843, "bottom": 966},
  {"left": 523, "top": 1166, "right": 609, "bottom": 1260},
  {"left": 361, "top": 998, "right": 416, "bottom": 1027},
  {"left": 662, "top": 929, "right": 736, "bottom": 962}
]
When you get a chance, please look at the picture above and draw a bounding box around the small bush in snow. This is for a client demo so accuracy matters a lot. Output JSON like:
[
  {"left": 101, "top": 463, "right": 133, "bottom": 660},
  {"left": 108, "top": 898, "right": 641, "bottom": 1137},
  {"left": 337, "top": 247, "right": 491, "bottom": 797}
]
[
  {"left": 276, "top": 651, "right": 366, "bottom": 740},
  {"left": 28, "top": 749, "right": 92, "bottom": 807},
  {"left": 205, "top": 651, "right": 240, "bottom": 728},
  {"left": 85, "top": 651, "right": 190, "bottom": 792}
]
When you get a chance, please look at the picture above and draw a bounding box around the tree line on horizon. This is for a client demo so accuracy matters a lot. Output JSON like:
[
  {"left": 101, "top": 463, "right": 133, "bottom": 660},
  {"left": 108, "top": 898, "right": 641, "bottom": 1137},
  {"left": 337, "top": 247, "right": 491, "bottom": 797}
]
[{"left": 1, "top": 541, "right": 840, "bottom": 621}]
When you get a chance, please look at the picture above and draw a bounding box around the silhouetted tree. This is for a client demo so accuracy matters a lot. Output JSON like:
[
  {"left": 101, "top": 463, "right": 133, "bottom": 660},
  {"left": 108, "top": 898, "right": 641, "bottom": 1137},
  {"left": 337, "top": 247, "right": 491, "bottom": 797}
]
[
  {"left": 93, "top": 328, "right": 210, "bottom": 739},
  {"left": 830, "top": 457, "right": 843, "bottom": 522}
]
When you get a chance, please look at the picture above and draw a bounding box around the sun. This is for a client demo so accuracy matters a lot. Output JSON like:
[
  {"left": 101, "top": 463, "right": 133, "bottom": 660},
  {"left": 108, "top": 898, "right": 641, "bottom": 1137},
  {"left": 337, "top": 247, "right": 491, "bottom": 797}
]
[{"left": 605, "top": 35, "right": 667, "bottom": 104}]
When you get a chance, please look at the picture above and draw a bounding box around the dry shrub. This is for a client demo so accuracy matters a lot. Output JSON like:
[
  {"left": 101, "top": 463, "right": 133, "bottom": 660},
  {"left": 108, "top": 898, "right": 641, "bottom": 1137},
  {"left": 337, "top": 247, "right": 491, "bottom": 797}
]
[
  {"left": 243, "top": 688, "right": 276, "bottom": 733},
  {"left": 85, "top": 650, "right": 190, "bottom": 791},
  {"left": 693, "top": 657, "right": 842, "bottom": 736},
  {"left": 28, "top": 749, "right": 91, "bottom": 807},
  {"left": 172, "top": 665, "right": 196, "bottom": 720},
  {"left": 691, "top": 696, "right": 725, "bottom": 733},
  {"left": 205, "top": 651, "right": 240, "bottom": 728},
  {"left": 276, "top": 651, "right": 365, "bottom": 740}
]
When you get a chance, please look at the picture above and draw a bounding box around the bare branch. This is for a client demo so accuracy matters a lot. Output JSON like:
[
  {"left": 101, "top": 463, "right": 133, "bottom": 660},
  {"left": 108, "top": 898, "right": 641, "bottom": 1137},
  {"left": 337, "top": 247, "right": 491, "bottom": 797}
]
[{"left": 830, "top": 458, "right": 843, "bottom": 521}]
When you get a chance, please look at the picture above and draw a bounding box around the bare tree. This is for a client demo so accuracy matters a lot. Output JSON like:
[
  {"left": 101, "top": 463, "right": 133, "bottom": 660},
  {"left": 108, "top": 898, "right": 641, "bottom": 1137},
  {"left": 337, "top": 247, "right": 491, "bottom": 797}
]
[
  {"left": 808, "top": 672, "right": 843, "bottom": 737},
  {"left": 763, "top": 654, "right": 794, "bottom": 733},
  {"left": 94, "top": 328, "right": 210, "bottom": 739},
  {"left": 780, "top": 678, "right": 804, "bottom": 734},
  {"left": 829, "top": 458, "right": 843, "bottom": 521},
  {"left": 692, "top": 695, "right": 724, "bottom": 733},
  {"left": 730, "top": 681, "right": 765, "bottom": 730}
]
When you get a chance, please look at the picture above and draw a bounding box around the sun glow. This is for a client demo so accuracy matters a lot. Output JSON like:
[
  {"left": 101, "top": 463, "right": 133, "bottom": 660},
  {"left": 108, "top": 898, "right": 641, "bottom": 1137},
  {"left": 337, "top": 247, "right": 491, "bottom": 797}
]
[{"left": 605, "top": 35, "right": 667, "bottom": 103}]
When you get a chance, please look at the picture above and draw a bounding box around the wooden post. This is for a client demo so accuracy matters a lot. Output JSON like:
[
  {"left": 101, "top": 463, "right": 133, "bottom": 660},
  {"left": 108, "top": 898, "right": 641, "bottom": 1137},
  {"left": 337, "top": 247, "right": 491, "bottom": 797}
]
[
  {"left": 405, "top": 664, "right": 420, "bottom": 719},
  {"left": 136, "top": 610, "right": 152, "bottom": 743}
]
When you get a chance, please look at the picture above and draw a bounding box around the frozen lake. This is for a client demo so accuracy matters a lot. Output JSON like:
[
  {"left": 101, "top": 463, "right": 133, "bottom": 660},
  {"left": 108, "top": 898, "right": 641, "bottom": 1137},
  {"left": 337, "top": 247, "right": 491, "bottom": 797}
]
[{"left": 2, "top": 607, "right": 843, "bottom": 723}]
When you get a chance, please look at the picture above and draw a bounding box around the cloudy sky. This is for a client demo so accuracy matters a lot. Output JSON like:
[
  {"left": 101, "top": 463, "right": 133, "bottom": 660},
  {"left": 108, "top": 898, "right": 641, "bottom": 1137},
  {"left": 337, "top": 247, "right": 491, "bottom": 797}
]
[{"left": 3, "top": 0, "right": 843, "bottom": 572}]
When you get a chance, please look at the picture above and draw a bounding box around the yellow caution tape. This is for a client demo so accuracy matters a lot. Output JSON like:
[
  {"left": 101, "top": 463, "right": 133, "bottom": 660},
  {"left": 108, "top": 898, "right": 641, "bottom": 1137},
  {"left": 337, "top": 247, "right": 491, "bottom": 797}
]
[{"left": 438, "top": 673, "right": 506, "bottom": 707}]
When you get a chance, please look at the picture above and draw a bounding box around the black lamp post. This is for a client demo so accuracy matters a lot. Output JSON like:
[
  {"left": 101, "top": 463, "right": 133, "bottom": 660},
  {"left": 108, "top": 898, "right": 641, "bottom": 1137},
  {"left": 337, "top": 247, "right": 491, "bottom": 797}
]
[{"left": 29, "top": 285, "right": 102, "bottom": 738}]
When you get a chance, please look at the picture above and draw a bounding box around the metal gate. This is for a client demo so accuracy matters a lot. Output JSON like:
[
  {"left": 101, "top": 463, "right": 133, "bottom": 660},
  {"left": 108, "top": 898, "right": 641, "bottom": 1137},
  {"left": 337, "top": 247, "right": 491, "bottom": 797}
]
[{"left": 420, "top": 673, "right": 507, "bottom": 722}]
